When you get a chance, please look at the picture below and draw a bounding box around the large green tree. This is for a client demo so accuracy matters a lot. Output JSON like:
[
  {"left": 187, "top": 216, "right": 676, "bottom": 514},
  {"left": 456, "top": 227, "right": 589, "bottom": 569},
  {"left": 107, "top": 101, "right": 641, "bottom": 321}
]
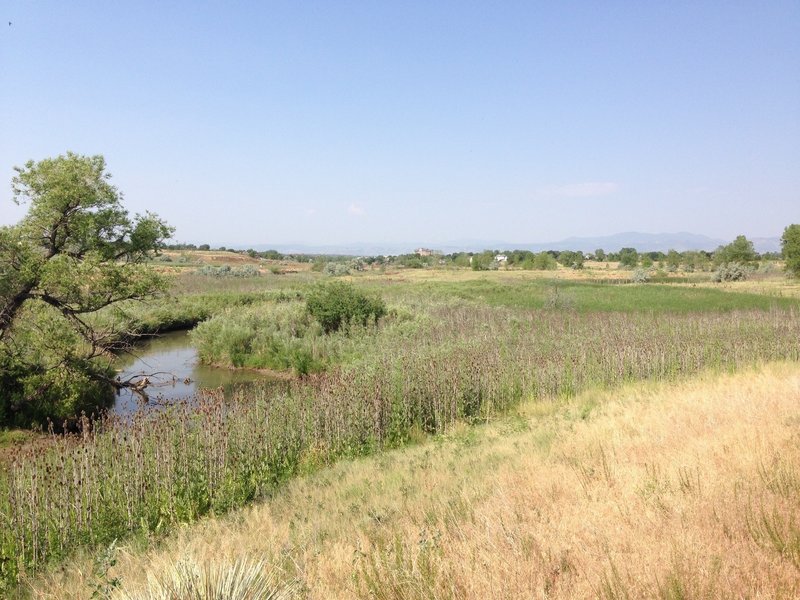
[
  {"left": 0, "top": 153, "right": 173, "bottom": 426},
  {"left": 665, "top": 249, "right": 681, "bottom": 271},
  {"left": 714, "top": 235, "right": 758, "bottom": 266},
  {"left": 594, "top": 248, "right": 606, "bottom": 262},
  {"left": 531, "top": 252, "right": 557, "bottom": 270},
  {"left": 618, "top": 247, "right": 638, "bottom": 268},
  {"left": 557, "top": 250, "right": 584, "bottom": 269},
  {"left": 782, "top": 224, "right": 800, "bottom": 278}
]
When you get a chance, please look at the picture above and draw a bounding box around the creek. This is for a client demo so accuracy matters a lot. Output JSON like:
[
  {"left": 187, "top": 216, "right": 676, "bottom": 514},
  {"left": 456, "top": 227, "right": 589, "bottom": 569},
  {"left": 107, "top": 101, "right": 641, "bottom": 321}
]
[{"left": 112, "top": 330, "right": 267, "bottom": 415}]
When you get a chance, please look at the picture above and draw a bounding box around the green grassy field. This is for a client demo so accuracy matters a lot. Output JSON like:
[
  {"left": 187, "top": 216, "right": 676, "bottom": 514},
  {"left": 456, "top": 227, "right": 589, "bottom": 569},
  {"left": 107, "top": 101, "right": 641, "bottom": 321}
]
[{"left": 378, "top": 275, "right": 800, "bottom": 312}]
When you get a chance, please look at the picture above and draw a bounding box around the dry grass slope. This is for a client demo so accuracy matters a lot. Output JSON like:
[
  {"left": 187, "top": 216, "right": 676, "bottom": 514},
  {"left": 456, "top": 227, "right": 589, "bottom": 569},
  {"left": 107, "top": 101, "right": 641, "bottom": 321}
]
[{"left": 32, "top": 363, "right": 800, "bottom": 599}]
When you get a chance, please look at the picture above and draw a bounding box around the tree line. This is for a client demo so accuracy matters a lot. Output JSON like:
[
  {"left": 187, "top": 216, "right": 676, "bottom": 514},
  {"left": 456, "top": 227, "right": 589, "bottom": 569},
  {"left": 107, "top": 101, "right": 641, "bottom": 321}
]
[
  {"left": 177, "top": 235, "right": 799, "bottom": 276},
  {"left": 343, "top": 236, "right": 797, "bottom": 274}
]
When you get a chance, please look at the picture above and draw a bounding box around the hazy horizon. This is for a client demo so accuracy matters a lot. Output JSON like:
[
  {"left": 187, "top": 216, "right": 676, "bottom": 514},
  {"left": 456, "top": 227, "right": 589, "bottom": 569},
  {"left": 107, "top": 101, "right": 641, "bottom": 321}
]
[
  {"left": 166, "top": 231, "right": 786, "bottom": 258},
  {"left": 2, "top": 2, "right": 798, "bottom": 245}
]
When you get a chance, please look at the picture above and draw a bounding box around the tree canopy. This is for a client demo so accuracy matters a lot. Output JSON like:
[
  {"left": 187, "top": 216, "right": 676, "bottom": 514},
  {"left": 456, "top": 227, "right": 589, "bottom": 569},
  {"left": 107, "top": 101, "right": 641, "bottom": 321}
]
[
  {"left": 594, "top": 248, "right": 606, "bottom": 261},
  {"left": 0, "top": 153, "right": 173, "bottom": 426},
  {"left": 618, "top": 247, "right": 638, "bottom": 268},
  {"left": 782, "top": 224, "right": 800, "bottom": 278},
  {"left": 714, "top": 235, "right": 758, "bottom": 266}
]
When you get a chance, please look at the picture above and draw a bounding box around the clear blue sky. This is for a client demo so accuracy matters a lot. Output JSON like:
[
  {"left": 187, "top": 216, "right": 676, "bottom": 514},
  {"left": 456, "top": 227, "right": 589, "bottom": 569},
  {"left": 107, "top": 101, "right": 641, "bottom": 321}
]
[{"left": 1, "top": 2, "right": 798, "bottom": 247}]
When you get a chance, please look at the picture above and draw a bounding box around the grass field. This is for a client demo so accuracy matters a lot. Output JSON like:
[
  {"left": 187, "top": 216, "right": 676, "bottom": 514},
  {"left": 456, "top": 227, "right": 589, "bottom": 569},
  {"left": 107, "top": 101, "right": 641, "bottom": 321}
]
[
  {"left": 30, "top": 362, "right": 800, "bottom": 599},
  {"left": 3, "top": 259, "right": 800, "bottom": 596},
  {"left": 382, "top": 276, "right": 798, "bottom": 312}
]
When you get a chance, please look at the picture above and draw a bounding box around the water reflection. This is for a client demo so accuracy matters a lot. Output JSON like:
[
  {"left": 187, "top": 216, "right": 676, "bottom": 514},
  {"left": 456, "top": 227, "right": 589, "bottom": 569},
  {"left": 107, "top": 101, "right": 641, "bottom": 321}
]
[{"left": 113, "top": 330, "right": 266, "bottom": 415}]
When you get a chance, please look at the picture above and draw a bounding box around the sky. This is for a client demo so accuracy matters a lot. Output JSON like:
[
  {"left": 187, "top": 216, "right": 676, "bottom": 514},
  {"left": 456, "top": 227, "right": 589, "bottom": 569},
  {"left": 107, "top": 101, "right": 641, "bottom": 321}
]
[{"left": 1, "top": 1, "right": 798, "bottom": 248}]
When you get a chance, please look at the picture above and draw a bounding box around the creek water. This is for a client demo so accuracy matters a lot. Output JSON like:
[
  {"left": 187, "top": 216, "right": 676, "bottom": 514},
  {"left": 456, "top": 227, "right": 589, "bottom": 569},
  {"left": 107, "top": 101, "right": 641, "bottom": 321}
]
[{"left": 112, "top": 330, "right": 267, "bottom": 415}]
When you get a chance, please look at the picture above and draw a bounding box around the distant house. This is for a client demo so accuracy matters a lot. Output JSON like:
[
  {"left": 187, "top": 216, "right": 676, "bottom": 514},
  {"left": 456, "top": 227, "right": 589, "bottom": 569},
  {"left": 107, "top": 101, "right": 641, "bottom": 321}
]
[
  {"left": 415, "top": 248, "right": 434, "bottom": 257},
  {"left": 495, "top": 254, "right": 508, "bottom": 263}
]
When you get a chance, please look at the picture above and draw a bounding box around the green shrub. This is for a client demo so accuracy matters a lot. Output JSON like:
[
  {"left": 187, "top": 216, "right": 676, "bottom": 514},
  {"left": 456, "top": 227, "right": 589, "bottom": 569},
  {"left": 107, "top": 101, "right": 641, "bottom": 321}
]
[
  {"left": 0, "top": 305, "right": 115, "bottom": 428},
  {"left": 236, "top": 264, "right": 261, "bottom": 277},
  {"left": 190, "top": 294, "right": 398, "bottom": 375},
  {"left": 306, "top": 281, "right": 386, "bottom": 333},
  {"left": 190, "top": 302, "right": 325, "bottom": 374}
]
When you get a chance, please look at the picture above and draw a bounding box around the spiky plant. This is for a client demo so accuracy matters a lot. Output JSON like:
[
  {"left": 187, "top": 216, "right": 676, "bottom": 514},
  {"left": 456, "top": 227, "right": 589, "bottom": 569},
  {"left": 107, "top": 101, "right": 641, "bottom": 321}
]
[{"left": 113, "top": 557, "right": 296, "bottom": 600}]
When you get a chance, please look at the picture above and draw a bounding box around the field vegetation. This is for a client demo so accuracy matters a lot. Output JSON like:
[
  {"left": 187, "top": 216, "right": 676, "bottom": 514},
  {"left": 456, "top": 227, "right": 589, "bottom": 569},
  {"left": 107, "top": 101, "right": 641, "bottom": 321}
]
[
  {"left": 28, "top": 363, "right": 800, "bottom": 599},
  {"left": 189, "top": 283, "right": 388, "bottom": 375},
  {"left": 2, "top": 264, "right": 800, "bottom": 591}
]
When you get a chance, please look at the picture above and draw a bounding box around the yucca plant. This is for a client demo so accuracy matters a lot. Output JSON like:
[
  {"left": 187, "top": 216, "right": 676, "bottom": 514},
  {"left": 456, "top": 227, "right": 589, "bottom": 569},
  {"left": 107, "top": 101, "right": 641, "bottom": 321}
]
[{"left": 113, "top": 557, "right": 296, "bottom": 600}]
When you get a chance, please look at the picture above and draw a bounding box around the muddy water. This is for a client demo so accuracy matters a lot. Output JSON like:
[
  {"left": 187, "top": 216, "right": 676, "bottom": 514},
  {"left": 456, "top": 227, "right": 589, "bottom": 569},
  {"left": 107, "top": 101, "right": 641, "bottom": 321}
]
[{"left": 113, "top": 330, "right": 267, "bottom": 415}]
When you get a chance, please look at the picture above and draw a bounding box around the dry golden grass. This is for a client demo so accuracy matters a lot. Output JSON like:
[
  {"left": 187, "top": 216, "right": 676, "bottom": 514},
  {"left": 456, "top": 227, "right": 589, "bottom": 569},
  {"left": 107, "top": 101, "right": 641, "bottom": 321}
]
[
  {"left": 161, "top": 250, "right": 263, "bottom": 265},
  {"left": 364, "top": 263, "right": 634, "bottom": 285},
  {"left": 160, "top": 250, "right": 313, "bottom": 272},
  {"left": 690, "top": 276, "right": 800, "bottom": 300},
  {"left": 376, "top": 264, "right": 800, "bottom": 291},
  {"left": 31, "top": 363, "right": 800, "bottom": 599}
]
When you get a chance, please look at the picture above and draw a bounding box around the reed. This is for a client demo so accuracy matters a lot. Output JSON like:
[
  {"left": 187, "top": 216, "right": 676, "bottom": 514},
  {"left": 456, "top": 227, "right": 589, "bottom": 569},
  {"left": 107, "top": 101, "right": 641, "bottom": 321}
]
[
  {"left": 2, "top": 302, "right": 799, "bottom": 589},
  {"left": 30, "top": 362, "right": 800, "bottom": 599}
]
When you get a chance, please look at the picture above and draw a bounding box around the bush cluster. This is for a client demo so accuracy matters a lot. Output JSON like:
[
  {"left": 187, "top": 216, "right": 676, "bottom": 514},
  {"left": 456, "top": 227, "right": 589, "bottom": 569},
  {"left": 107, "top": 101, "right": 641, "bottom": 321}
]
[
  {"left": 305, "top": 281, "right": 387, "bottom": 333},
  {"left": 713, "top": 262, "right": 749, "bottom": 282},
  {"left": 324, "top": 262, "right": 351, "bottom": 276},
  {"left": 190, "top": 284, "right": 389, "bottom": 375},
  {"left": 195, "top": 265, "right": 261, "bottom": 278},
  {"left": 190, "top": 302, "right": 324, "bottom": 375}
]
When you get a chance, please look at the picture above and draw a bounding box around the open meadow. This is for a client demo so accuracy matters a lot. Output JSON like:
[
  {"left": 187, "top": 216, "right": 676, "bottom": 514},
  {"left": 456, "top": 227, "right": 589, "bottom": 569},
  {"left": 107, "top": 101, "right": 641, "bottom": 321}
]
[{"left": 2, "top": 259, "right": 800, "bottom": 598}]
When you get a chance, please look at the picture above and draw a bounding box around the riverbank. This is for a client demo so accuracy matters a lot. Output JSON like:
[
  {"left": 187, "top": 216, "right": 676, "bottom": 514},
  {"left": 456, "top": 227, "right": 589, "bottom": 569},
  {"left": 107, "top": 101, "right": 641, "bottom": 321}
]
[{"left": 30, "top": 362, "right": 800, "bottom": 598}]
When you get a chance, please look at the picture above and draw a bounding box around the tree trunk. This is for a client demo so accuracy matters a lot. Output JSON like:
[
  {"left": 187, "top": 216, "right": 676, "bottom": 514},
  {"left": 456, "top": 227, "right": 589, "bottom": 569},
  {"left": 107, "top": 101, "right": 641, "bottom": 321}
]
[{"left": 0, "top": 282, "right": 35, "bottom": 340}]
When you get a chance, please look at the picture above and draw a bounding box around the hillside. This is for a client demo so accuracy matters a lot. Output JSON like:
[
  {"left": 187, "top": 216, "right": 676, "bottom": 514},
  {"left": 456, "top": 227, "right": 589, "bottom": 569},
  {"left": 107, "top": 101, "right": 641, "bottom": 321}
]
[{"left": 32, "top": 363, "right": 800, "bottom": 599}]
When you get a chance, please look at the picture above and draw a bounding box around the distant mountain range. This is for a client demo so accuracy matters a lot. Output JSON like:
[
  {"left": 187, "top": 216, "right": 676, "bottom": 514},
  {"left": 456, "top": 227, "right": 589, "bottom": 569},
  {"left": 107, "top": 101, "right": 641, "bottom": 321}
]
[{"left": 237, "top": 232, "right": 781, "bottom": 256}]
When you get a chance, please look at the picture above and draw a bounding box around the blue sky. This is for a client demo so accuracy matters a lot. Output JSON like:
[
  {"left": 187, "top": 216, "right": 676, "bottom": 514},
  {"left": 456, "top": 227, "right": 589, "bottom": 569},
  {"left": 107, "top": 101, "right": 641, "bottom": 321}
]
[{"left": 1, "top": 2, "right": 798, "bottom": 247}]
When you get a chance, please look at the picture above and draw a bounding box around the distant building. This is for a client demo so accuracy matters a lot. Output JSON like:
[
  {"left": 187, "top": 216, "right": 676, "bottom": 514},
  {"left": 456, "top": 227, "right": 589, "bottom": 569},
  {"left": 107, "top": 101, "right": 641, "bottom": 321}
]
[
  {"left": 415, "top": 248, "right": 434, "bottom": 257},
  {"left": 495, "top": 254, "right": 508, "bottom": 263}
]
